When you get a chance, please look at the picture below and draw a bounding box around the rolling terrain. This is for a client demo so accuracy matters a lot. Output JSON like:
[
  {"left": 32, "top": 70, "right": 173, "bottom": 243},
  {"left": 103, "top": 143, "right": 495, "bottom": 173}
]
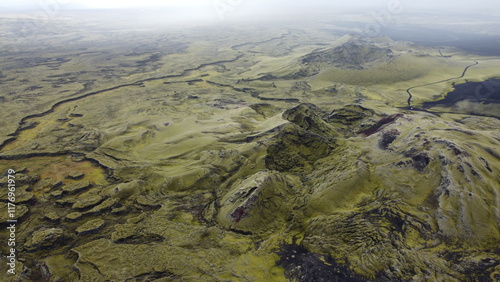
[{"left": 0, "top": 10, "right": 499, "bottom": 281}]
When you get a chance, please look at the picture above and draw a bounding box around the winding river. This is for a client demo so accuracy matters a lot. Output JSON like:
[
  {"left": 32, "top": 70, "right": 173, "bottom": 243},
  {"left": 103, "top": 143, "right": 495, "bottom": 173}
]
[{"left": 405, "top": 53, "right": 478, "bottom": 109}]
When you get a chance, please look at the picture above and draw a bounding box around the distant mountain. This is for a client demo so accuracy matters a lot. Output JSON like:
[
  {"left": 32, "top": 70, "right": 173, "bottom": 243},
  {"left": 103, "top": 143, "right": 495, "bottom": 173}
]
[
  {"left": 258, "top": 34, "right": 439, "bottom": 85},
  {"left": 300, "top": 34, "right": 395, "bottom": 71}
]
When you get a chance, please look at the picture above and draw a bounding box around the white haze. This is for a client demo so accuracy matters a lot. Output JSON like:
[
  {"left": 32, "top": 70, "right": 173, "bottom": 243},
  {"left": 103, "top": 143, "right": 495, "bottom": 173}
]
[
  {"left": 1, "top": 0, "right": 499, "bottom": 35},
  {"left": 2, "top": 0, "right": 500, "bottom": 16}
]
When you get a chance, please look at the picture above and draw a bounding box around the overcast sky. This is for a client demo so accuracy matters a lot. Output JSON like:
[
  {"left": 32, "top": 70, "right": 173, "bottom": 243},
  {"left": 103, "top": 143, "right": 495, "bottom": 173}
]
[
  {"left": 2, "top": 0, "right": 500, "bottom": 10},
  {"left": 1, "top": 0, "right": 499, "bottom": 24}
]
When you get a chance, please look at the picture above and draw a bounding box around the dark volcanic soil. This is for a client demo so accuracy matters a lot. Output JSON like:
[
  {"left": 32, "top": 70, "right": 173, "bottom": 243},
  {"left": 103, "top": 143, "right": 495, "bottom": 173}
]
[{"left": 422, "top": 79, "right": 500, "bottom": 108}]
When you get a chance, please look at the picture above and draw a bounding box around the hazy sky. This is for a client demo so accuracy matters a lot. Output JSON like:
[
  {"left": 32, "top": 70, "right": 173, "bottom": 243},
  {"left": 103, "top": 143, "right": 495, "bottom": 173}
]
[
  {"left": 2, "top": 0, "right": 500, "bottom": 10},
  {"left": 1, "top": 0, "right": 499, "bottom": 24}
]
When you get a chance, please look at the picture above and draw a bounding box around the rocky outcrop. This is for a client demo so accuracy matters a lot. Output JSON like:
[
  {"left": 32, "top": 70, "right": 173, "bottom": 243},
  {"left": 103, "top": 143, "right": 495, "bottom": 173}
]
[
  {"left": 72, "top": 194, "right": 104, "bottom": 210},
  {"left": 282, "top": 103, "right": 338, "bottom": 138},
  {"left": 326, "top": 104, "right": 375, "bottom": 126},
  {"left": 217, "top": 170, "right": 300, "bottom": 234},
  {"left": 76, "top": 218, "right": 105, "bottom": 235},
  {"left": 265, "top": 124, "right": 334, "bottom": 171},
  {"left": 26, "top": 228, "right": 65, "bottom": 251},
  {"left": 379, "top": 128, "right": 400, "bottom": 150},
  {"left": 66, "top": 212, "right": 84, "bottom": 222},
  {"left": 277, "top": 244, "right": 366, "bottom": 281},
  {"left": 61, "top": 181, "right": 91, "bottom": 194},
  {"left": 265, "top": 103, "right": 338, "bottom": 172},
  {"left": 44, "top": 212, "right": 61, "bottom": 222},
  {"left": 66, "top": 171, "right": 84, "bottom": 180},
  {"left": 86, "top": 198, "right": 119, "bottom": 214},
  {"left": 100, "top": 180, "right": 143, "bottom": 200}
]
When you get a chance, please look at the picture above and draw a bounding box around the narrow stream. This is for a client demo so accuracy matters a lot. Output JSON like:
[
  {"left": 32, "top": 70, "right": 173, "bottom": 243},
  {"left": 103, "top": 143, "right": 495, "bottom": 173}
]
[{"left": 406, "top": 58, "right": 478, "bottom": 109}]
